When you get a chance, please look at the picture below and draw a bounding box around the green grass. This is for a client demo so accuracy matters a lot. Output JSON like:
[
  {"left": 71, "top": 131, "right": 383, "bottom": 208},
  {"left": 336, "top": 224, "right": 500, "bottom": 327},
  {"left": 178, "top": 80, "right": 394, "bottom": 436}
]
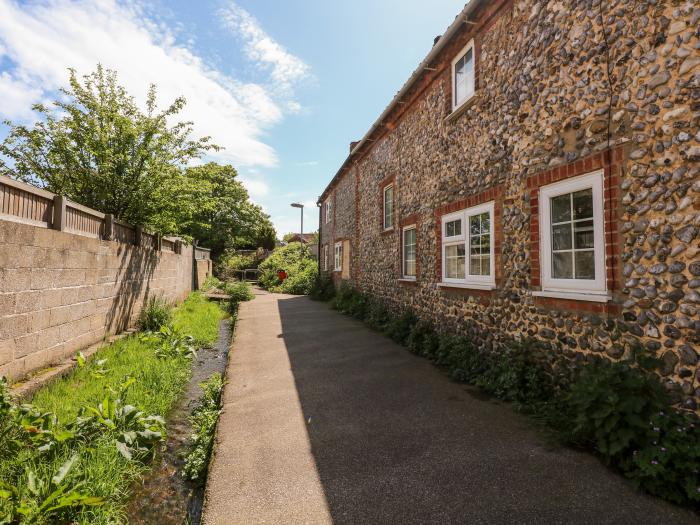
[
  {"left": 0, "top": 292, "right": 225, "bottom": 524},
  {"left": 172, "top": 292, "right": 226, "bottom": 347}
]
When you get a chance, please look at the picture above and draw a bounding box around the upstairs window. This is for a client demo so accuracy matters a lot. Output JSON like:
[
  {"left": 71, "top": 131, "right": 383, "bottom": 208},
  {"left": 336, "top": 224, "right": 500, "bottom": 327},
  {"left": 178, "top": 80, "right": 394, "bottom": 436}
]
[
  {"left": 452, "top": 40, "right": 475, "bottom": 111},
  {"left": 402, "top": 226, "right": 416, "bottom": 279},
  {"left": 441, "top": 201, "right": 495, "bottom": 286},
  {"left": 334, "top": 241, "right": 342, "bottom": 271},
  {"left": 325, "top": 199, "right": 332, "bottom": 224},
  {"left": 539, "top": 171, "right": 606, "bottom": 294},
  {"left": 383, "top": 184, "right": 394, "bottom": 230}
]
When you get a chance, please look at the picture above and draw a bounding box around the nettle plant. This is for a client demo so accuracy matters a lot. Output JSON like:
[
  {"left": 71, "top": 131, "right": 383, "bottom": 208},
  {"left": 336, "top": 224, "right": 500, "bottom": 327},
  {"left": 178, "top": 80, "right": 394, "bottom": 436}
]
[
  {"left": 140, "top": 326, "right": 197, "bottom": 360},
  {"left": 0, "top": 455, "right": 103, "bottom": 524}
]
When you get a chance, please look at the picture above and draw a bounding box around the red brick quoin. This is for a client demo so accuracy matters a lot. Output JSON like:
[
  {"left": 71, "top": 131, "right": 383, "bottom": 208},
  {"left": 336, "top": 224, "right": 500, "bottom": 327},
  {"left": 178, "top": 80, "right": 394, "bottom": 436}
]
[
  {"left": 527, "top": 147, "right": 624, "bottom": 314},
  {"left": 434, "top": 185, "right": 504, "bottom": 294}
]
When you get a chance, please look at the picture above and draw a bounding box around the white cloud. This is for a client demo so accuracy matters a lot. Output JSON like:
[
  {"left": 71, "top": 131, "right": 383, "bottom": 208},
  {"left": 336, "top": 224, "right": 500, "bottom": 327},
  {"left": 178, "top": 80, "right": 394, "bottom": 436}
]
[
  {"left": 220, "top": 2, "right": 310, "bottom": 99},
  {"left": 239, "top": 177, "right": 269, "bottom": 198},
  {"left": 0, "top": 0, "right": 301, "bottom": 168},
  {"left": 0, "top": 73, "right": 43, "bottom": 120}
]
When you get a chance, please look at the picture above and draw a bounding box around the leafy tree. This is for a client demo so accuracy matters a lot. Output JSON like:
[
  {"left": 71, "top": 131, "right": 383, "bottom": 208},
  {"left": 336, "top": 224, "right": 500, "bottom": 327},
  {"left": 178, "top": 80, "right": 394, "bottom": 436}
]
[
  {"left": 183, "top": 162, "right": 276, "bottom": 256},
  {"left": 0, "top": 65, "right": 217, "bottom": 234}
]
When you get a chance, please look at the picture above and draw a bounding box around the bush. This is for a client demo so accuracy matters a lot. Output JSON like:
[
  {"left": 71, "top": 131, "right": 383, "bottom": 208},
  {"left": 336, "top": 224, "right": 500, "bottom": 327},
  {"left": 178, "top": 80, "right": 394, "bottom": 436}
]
[
  {"left": 138, "top": 296, "right": 172, "bottom": 332},
  {"left": 217, "top": 252, "right": 257, "bottom": 281},
  {"left": 223, "top": 280, "right": 254, "bottom": 303},
  {"left": 258, "top": 243, "right": 318, "bottom": 295},
  {"left": 406, "top": 321, "right": 439, "bottom": 358},
  {"left": 385, "top": 310, "right": 418, "bottom": 345},
  {"left": 309, "top": 274, "right": 336, "bottom": 301}
]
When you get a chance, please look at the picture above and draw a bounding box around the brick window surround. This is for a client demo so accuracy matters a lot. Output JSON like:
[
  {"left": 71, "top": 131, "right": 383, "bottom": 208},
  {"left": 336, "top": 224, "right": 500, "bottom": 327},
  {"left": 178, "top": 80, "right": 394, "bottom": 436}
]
[
  {"left": 434, "top": 185, "right": 504, "bottom": 292},
  {"left": 379, "top": 174, "right": 396, "bottom": 233},
  {"left": 527, "top": 147, "right": 623, "bottom": 313},
  {"left": 398, "top": 214, "right": 420, "bottom": 285}
]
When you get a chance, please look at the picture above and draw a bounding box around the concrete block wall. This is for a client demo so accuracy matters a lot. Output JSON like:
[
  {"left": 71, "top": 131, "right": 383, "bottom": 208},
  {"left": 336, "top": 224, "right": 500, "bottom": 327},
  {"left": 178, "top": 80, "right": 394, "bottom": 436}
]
[{"left": 0, "top": 219, "right": 193, "bottom": 380}]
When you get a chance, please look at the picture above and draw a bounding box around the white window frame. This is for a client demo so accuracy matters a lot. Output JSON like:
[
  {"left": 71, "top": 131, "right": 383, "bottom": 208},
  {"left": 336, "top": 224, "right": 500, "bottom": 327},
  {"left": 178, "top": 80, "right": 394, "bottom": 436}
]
[
  {"left": 539, "top": 170, "right": 606, "bottom": 295},
  {"left": 402, "top": 225, "right": 417, "bottom": 280},
  {"left": 324, "top": 199, "right": 332, "bottom": 224},
  {"left": 334, "top": 241, "right": 342, "bottom": 272},
  {"left": 451, "top": 39, "right": 476, "bottom": 112},
  {"left": 440, "top": 201, "right": 495, "bottom": 287},
  {"left": 323, "top": 244, "right": 329, "bottom": 271},
  {"left": 383, "top": 184, "right": 394, "bottom": 230}
]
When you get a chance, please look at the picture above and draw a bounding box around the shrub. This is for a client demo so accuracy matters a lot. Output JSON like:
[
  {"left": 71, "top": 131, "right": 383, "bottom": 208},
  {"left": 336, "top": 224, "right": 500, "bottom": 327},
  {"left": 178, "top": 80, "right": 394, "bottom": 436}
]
[
  {"left": 138, "top": 296, "right": 172, "bottom": 332},
  {"left": 309, "top": 274, "right": 336, "bottom": 301},
  {"left": 217, "top": 251, "right": 258, "bottom": 281},
  {"left": 258, "top": 243, "right": 318, "bottom": 295},
  {"left": 473, "top": 341, "right": 554, "bottom": 408},
  {"left": 406, "top": 321, "right": 439, "bottom": 358},
  {"left": 201, "top": 275, "right": 223, "bottom": 292},
  {"left": 385, "top": 310, "right": 418, "bottom": 345},
  {"left": 223, "top": 280, "right": 254, "bottom": 303}
]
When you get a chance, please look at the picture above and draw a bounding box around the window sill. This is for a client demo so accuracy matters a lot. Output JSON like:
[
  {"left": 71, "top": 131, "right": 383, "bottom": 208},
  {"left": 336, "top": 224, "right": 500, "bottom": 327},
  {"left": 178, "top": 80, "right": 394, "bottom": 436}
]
[
  {"left": 532, "top": 290, "right": 611, "bottom": 303},
  {"left": 438, "top": 282, "right": 496, "bottom": 291},
  {"left": 398, "top": 278, "right": 417, "bottom": 284},
  {"left": 445, "top": 92, "right": 479, "bottom": 123},
  {"left": 381, "top": 227, "right": 395, "bottom": 236}
]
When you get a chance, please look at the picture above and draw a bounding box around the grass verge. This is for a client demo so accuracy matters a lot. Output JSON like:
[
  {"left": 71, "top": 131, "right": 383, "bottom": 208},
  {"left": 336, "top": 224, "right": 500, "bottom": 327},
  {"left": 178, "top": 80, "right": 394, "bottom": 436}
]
[{"left": 0, "top": 292, "right": 225, "bottom": 524}]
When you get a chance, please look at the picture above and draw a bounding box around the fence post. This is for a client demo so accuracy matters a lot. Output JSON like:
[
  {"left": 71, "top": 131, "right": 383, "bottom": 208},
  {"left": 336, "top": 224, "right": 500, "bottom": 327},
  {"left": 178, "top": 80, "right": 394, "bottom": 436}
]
[
  {"left": 155, "top": 234, "right": 162, "bottom": 252},
  {"left": 103, "top": 214, "right": 114, "bottom": 241},
  {"left": 52, "top": 195, "right": 66, "bottom": 231},
  {"left": 135, "top": 225, "right": 143, "bottom": 247}
]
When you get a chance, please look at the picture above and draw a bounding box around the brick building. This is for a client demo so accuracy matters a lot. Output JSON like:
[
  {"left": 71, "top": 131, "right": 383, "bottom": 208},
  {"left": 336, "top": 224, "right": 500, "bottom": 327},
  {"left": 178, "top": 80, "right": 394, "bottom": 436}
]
[{"left": 317, "top": 0, "right": 700, "bottom": 409}]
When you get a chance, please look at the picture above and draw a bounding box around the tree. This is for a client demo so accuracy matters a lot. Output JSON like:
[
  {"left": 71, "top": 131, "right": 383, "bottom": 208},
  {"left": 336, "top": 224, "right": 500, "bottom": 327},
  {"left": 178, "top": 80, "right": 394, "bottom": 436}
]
[
  {"left": 183, "top": 162, "right": 276, "bottom": 257},
  {"left": 0, "top": 65, "right": 217, "bottom": 234}
]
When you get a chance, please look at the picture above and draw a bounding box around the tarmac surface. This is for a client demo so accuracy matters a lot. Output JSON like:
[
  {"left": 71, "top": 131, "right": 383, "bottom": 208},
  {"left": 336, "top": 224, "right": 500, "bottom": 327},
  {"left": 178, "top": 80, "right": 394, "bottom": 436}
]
[{"left": 202, "top": 290, "right": 699, "bottom": 525}]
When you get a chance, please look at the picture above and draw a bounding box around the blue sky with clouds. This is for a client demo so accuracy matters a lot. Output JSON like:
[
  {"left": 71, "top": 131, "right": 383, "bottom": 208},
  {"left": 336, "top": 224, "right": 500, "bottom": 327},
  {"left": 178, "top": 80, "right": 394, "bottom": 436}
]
[{"left": 0, "top": 0, "right": 464, "bottom": 237}]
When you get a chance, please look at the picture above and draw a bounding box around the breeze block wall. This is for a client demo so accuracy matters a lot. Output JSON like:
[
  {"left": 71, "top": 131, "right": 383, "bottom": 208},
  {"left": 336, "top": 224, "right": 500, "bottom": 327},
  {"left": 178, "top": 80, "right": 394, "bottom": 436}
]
[
  {"left": 320, "top": 0, "right": 700, "bottom": 410},
  {"left": 0, "top": 219, "right": 194, "bottom": 381}
]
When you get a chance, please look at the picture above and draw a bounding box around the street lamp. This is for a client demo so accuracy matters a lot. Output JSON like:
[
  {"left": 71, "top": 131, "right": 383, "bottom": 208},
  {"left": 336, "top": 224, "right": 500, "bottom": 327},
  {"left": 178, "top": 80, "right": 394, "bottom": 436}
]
[{"left": 290, "top": 203, "right": 304, "bottom": 257}]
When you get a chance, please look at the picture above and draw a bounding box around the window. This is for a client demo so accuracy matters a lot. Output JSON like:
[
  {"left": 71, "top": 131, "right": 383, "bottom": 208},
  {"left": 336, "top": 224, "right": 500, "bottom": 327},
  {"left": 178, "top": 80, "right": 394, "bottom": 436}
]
[
  {"left": 441, "top": 201, "right": 495, "bottom": 286},
  {"left": 539, "top": 171, "right": 606, "bottom": 293},
  {"left": 383, "top": 184, "right": 394, "bottom": 230},
  {"left": 451, "top": 40, "right": 475, "bottom": 111},
  {"left": 325, "top": 199, "right": 332, "bottom": 224},
  {"left": 323, "top": 244, "right": 329, "bottom": 271},
  {"left": 334, "top": 242, "right": 342, "bottom": 271},
  {"left": 402, "top": 226, "right": 416, "bottom": 279}
]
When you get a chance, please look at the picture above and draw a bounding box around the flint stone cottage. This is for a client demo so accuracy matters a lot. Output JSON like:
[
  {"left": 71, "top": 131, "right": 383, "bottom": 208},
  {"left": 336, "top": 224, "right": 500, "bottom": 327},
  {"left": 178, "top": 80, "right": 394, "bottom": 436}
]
[{"left": 317, "top": 0, "right": 700, "bottom": 410}]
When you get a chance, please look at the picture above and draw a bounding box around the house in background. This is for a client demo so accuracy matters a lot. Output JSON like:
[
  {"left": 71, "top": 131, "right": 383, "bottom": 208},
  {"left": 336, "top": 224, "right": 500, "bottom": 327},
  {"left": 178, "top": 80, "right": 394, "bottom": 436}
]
[
  {"left": 318, "top": 0, "right": 700, "bottom": 410},
  {"left": 284, "top": 233, "right": 319, "bottom": 259}
]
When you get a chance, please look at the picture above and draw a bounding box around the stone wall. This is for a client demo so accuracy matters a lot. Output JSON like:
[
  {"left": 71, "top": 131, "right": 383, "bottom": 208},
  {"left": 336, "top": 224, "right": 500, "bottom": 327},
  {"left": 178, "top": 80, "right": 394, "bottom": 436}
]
[
  {"left": 319, "top": 0, "right": 700, "bottom": 409},
  {"left": 0, "top": 219, "right": 193, "bottom": 381}
]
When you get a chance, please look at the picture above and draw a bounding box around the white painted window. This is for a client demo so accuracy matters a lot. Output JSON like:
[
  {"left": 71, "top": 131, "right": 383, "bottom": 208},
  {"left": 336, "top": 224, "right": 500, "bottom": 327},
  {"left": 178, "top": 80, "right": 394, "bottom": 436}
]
[
  {"left": 402, "top": 226, "right": 416, "bottom": 279},
  {"left": 441, "top": 201, "right": 495, "bottom": 286},
  {"left": 334, "top": 241, "right": 342, "bottom": 271},
  {"left": 383, "top": 184, "right": 394, "bottom": 230},
  {"left": 539, "top": 170, "right": 606, "bottom": 294},
  {"left": 451, "top": 39, "right": 475, "bottom": 111},
  {"left": 323, "top": 244, "right": 329, "bottom": 271},
  {"left": 325, "top": 199, "right": 332, "bottom": 224}
]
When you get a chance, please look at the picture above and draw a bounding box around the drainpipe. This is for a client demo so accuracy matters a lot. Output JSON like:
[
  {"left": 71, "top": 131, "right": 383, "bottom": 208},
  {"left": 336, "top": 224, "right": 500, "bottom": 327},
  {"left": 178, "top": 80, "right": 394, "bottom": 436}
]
[
  {"left": 317, "top": 201, "right": 322, "bottom": 276},
  {"left": 192, "top": 239, "right": 197, "bottom": 291}
]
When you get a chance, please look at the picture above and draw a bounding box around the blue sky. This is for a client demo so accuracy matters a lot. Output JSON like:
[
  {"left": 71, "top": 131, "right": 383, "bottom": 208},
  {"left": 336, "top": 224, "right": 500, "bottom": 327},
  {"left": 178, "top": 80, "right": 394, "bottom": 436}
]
[{"left": 0, "top": 0, "right": 464, "bottom": 237}]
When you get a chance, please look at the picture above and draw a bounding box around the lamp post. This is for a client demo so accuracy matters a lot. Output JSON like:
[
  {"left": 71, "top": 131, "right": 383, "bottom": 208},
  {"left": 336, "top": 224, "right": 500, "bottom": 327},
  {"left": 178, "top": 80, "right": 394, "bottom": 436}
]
[{"left": 291, "top": 203, "right": 304, "bottom": 257}]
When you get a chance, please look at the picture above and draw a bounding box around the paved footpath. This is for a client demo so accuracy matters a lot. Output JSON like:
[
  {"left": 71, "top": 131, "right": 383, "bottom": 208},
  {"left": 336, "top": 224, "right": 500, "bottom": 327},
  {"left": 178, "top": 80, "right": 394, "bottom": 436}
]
[{"left": 202, "top": 290, "right": 699, "bottom": 525}]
